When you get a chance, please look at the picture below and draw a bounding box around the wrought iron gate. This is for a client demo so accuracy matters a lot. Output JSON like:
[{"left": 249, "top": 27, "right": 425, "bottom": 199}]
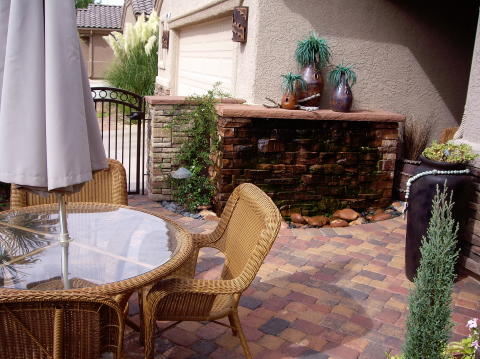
[{"left": 91, "top": 87, "right": 148, "bottom": 194}]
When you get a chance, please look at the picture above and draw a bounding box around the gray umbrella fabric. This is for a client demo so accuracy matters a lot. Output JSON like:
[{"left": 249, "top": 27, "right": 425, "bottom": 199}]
[{"left": 0, "top": 0, "right": 107, "bottom": 192}]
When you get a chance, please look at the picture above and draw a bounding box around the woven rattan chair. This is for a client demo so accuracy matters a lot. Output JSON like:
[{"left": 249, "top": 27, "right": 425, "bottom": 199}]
[
  {"left": 142, "top": 183, "right": 282, "bottom": 359},
  {"left": 0, "top": 291, "right": 125, "bottom": 359},
  {"left": 9, "top": 159, "right": 128, "bottom": 209}
]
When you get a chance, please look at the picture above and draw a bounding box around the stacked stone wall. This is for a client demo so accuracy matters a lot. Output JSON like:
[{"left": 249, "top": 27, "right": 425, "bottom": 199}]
[{"left": 212, "top": 117, "right": 399, "bottom": 215}]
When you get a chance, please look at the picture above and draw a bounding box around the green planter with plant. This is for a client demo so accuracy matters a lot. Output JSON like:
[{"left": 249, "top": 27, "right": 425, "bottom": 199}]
[
  {"left": 405, "top": 142, "right": 478, "bottom": 280},
  {"left": 328, "top": 64, "right": 356, "bottom": 112},
  {"left": 295, "top": 33, "right": 331, "bottom": 107}
]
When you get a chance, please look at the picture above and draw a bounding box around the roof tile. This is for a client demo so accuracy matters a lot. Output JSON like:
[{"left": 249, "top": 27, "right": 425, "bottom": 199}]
[
  {"left": 77, "top": 4, "right": 123, "bottom": 30},
  {"left": 132, "top": 0, "right": 155, "bottom": 15}
]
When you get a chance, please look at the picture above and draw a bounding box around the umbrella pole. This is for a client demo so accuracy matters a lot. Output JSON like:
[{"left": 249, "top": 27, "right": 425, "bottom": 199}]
[{"left": 56, "top": 193, "right": 71, "bottom": 289}]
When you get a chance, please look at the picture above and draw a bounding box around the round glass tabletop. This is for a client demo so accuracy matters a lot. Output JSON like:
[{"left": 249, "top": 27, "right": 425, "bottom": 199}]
[{"left": 0, "top": 203, "right": 188, "bottom": 291}]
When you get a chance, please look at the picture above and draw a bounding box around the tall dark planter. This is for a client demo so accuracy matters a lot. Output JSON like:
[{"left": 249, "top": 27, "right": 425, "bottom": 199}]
[
  {"left": 405, "top": 156, "right": 472, "bottom": 281},
  {"left": 299, "top": 64, "right": 323, "bottom": 107},
  {"left": 331, "top": 73, "right": 353, "bottom": 112}
]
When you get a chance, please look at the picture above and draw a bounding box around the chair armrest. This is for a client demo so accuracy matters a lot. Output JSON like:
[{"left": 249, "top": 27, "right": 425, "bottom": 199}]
[{"left": 147, "top": 277, "right": 243, "bottom": 299}]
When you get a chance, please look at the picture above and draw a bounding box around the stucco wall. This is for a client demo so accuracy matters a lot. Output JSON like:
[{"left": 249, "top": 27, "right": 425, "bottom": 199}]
[
  {"left": 254, "top": 0, "right": 477, "bottom": 138},
  {"left": 156, "top": 0, "right": 477, "bottom": 138},
  {"left": 460, "top": 14, "right": 480, "bottom": 150},
  {"left": 78, "top": 30, "right": 116, "bottom": 79}
]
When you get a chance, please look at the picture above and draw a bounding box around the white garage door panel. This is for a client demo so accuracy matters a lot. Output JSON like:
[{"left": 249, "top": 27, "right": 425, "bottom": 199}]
[{"left": 177, "top": 18, "right": 234, "bottom": 96}]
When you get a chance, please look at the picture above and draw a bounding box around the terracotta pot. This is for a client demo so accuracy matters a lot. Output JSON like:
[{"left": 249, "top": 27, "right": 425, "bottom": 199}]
[
  {"left": 298, "top": 64, "right": 323, "bottom": 107},
  {"left": 281, "top": 92, "right": 298, "bottom": 110},
  {"left": 393, "top": 159, "right": 421, "bottom": 201},
  {"left": 331, "top": 72, "right": 353, "bottom": 112},
  {"left": 405, "top": 156, "right": 472, "bottom": 281}
]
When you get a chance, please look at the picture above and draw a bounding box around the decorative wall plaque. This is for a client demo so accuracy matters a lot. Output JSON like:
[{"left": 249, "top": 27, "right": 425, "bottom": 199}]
[
  {"left": 162, "top": 30, "right": 170, "bottom": 49},
  {"left": 232, "top": 6, "right": 248, "bottom": 43}
]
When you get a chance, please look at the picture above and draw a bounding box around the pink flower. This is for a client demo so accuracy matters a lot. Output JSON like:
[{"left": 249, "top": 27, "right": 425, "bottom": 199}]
[
  {"left": 467, "top": 318, "right": 478, "bottom": 330},
  {"left": 472, "top": 340, "right": 479, "bottom": 350}
]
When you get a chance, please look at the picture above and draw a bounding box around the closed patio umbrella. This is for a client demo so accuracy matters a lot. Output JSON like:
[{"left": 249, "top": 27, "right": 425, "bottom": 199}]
[{"left": 0, "top": 0, "right": 108, "bottom": 288}]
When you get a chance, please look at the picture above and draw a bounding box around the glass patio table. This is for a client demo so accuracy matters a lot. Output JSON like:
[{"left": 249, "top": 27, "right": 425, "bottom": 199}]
[{"left": 0, "top": 203, "right": 193, "bottom": 299}]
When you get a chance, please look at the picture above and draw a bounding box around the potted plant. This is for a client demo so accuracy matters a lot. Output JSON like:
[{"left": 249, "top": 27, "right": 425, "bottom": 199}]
[
  {"left": 280, "top": 73, "right": 305, "bottom": 110},
  {"left": 405, "top": 141, "right": 478, "bottom": 280},
  {"left": 394, "top": 117, "right": 433, "bottom": 201},
  {"left": 328, "top": 64, "right": 356, "bottom": 112},
  {"left": 295, "top": 33, "right": 331, "bottom": 107}
]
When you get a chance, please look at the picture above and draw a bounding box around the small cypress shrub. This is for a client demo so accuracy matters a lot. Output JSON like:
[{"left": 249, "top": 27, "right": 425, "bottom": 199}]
[{"left": 403, "top": 185, "right": 459, "bottom": 359}]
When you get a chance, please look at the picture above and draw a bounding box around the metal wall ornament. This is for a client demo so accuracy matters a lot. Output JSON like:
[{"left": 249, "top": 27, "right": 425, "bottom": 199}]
[
  {"left": 162, "top": 30, "right": 170, "bottom": 49},
  {"left": 232, "top": 6, "right": 248, "bottom": 43}
]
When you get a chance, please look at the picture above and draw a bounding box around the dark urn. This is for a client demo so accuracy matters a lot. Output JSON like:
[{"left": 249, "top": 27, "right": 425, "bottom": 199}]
[
  {"left": 298, "top": 64, "right": 323, "bottom": 107},
  {"left": 405, "top": 155, "right": 472, "bottom": 281},
  {"left": 330, "top": 72, "right": 353, "bottom": 112}
]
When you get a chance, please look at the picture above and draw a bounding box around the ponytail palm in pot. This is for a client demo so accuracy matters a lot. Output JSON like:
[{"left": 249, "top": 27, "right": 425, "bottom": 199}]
[
  {"left": 280, "top": 73, "right": 305, "bottom": 110},
  {"left": 295, "top": 33, "right": 331, "bottom": 107},
  {"left": 329, "top": 64, "right": 356, "bottom": 112}
]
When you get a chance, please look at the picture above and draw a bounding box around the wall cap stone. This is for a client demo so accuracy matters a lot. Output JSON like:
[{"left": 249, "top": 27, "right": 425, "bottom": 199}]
[
  {"left": 215, "top": 104, "right": 406, "bottom": 123},
  {"left": 145, "top": 96, "right": 246, "bottom": 105}
]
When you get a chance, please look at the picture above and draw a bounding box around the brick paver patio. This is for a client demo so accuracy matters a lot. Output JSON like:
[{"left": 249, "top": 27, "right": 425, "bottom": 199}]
[{"left": 125, "top": 195, "right": 480, "bottom": 359}]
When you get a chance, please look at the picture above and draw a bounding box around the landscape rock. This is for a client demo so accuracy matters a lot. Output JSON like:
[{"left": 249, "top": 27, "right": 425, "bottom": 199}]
[
  {"left": 290, "top": 213, "right": 306, "bottom": 224},
  {"left": 391, "top": 201, "right": 406, "bottom": 213},
  {"left": 349, "top": 217, "right": 367, "bottom": 226},
  {"left": 305, "top": 215, "right": 329, "bottom": 227},
  {"left": 330, "top": 219, "right": 349, "bottom": 227},
  {"left": 199, "top": 210, "right": 218, "bottom": 221},
  {"left": 332, "top": 208, "right": 360, "bottom": 221},
  {"left": 371, "top": 212, "right": 392, "bottom": 221}
]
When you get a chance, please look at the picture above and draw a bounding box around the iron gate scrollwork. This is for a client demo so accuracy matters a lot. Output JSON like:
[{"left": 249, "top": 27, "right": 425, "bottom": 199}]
[{"left": 91, "top": 87, "right": 149, "bottom": 194}]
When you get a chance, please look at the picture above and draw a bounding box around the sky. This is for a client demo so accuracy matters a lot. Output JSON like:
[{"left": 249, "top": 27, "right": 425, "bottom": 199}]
[{"left": 100, "top": 0, "right": 124, "bottom": 5}]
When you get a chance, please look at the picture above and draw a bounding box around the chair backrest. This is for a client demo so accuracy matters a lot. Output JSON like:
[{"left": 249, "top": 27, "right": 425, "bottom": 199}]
[
  {"left": 9, "top": 159, "right": 128, "bottom": 209},
  {"left": 0, "top": 291, "right": 124, "bottom": 359},
  {"left": 219, "top": 183, "right": 281, "bottom": 289}
]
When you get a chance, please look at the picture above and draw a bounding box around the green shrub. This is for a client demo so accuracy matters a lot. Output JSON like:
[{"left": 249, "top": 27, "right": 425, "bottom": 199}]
[
  {"left": 403, "top": 185, "right": 459, "bottom": 359},
  {"left": 422, "top": 141, "right": 478, "bottom": 163},
  {"left": 103, "top": 12, "right": 159, "bottom": 96},
  {"left": 169, "top": 84, "right": 229, "bottom": 211}
]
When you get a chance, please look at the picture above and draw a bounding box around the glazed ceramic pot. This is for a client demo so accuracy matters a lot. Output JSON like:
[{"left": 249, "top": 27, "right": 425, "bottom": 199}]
[
  {"left": 298, "top": 64, "right": 323, "bottom": 107},
  {"left": 331, "top": 72, "right": 353, "bottom": 112},
  {"left": 281, "top": 92, "right": 298, "bottom": 110},
  {"left": 405, "top": 155, "right": 472, "bottom": 281}
]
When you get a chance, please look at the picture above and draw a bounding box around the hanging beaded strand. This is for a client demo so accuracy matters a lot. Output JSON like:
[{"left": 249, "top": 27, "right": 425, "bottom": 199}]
[{"left": 403, "top": 168, "right": 470, "bottom": 219}]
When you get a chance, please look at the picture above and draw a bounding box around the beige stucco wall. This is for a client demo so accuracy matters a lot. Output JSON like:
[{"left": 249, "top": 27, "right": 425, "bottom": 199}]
[
  {"left": 79, "top": 30, "right": 116, "bottom": 79},
  {"left": 156, "top": 0, "right": 477, "bottom": 138},
  {"left": 458, "top": 10, "right": 480, "bottom": 151},
  {"left": 254, "top": 0, "right": 476, "bottom": 138},
  {"left": 123, "top": 0, "right": 137, "bottom": 26}
]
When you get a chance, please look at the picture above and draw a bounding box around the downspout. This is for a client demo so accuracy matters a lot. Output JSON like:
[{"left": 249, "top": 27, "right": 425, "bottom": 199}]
[{"left": 89, "top": 30, "right": 93, "bottom": 78}]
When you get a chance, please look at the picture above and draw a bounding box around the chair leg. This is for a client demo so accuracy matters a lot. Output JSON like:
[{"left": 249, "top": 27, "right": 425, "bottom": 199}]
[
  {"left": 138, "top": 290, "right": 145, "bottom": 346},
  {"left": 230, "top": 310, "right": 252, "bottom": 359},
  {"left": 144, "top": 314, "right": 156, "bottom": 359},
  {"left": 228, "top": 313, "right": 238, "bottom": 336}
]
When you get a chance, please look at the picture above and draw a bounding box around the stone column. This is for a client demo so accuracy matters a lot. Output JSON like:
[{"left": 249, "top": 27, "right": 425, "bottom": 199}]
[{"left": 144, "top": 96, "right": 246, "bottom": 201}]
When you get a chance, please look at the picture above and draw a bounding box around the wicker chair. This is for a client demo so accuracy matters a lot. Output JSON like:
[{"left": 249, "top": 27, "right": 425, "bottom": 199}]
[
  {"left": 9, "top": 159, "right": 128, "bottom": 209},
  {"left": 0, "top": 291, "right": 125, "bottom": 359},
  {"left": 142, "top": 183, "right": 282, "bottom": 359}
]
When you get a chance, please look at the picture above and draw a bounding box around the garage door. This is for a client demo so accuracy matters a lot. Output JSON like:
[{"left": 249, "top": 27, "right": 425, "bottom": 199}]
[{"left": 176, "top": 17, "right": 234, "bottom": 96}]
